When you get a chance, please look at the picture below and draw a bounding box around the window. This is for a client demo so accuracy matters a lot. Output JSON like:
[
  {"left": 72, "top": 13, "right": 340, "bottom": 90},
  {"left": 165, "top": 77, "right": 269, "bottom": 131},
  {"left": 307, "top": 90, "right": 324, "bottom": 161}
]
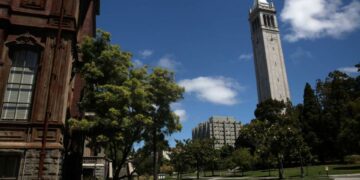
[
  {"left": 263, "top": 15, "right": 268, "bottom": 26},
  {"left": 1, "top": 49, "right": 39, "bottom": 121},
  {"left": 0, "top": 154, "right": 21, "bottom": 179},
  {"left": 270, "top": 16, "right": 275, "bottom": 27}
]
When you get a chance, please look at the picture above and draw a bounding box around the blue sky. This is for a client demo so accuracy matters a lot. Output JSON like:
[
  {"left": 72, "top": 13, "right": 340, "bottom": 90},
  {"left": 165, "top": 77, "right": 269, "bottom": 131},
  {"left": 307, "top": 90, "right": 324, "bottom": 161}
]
[{"left": 98, "top": 0, "right": 360, "bottom": 146}]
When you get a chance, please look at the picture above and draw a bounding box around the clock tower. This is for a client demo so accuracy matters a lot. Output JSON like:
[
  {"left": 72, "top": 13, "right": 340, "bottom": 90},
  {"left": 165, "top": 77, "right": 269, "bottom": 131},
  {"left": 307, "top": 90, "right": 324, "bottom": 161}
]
[{"left": 249, "top": 0, "right": 291, "bottom": 102}]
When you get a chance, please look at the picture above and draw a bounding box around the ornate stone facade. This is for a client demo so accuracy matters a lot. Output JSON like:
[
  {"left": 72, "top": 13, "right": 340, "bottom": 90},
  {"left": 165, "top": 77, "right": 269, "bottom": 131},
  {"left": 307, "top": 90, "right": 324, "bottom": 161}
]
[
  {"left": 0, "top": 0, "right": 99, "bottom": 179},
  {"left": 249, "top": 0, "right": 291, "bottom": 103}
]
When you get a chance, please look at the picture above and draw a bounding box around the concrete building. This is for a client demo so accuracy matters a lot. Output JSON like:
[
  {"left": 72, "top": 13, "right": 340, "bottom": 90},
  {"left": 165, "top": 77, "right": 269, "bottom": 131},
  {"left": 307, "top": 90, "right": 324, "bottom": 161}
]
[
  {"left": 192, "top": 116, "right": 241, "bottom": 149},
  {"left": 249, "top": 0, "right": 291, "bottom": 103},
  {"left": 0, "top": 0, "right": 99, "bottom": 179}
]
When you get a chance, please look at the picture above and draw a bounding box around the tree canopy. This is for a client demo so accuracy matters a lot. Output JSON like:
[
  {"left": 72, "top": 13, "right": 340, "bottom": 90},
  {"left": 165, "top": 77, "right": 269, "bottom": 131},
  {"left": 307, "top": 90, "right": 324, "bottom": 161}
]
[{"left": 70, "top": 30, "right": 184, "bottom": 179}]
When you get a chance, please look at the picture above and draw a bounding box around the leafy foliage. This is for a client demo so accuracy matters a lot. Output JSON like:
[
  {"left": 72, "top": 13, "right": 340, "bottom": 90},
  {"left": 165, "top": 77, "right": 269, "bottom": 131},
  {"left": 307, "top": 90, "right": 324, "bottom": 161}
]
[
  {"left": 305, "top": 69, "right": 360, "bottom": 161},
  {"left": 71, "top": 30, "right": 184, "bottom": 179},
  {"left": 237, "top": 99, "right": 309, "bottom": 179},
  {"left": 231, "top": 148, "right": 255, "bottom": 176}
]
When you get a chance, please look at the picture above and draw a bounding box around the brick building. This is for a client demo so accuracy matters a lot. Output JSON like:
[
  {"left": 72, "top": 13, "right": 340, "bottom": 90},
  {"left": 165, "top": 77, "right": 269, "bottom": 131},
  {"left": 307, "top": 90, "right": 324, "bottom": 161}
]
[{"left": 0, "top": 0, "right": 99, "bottom": 179}]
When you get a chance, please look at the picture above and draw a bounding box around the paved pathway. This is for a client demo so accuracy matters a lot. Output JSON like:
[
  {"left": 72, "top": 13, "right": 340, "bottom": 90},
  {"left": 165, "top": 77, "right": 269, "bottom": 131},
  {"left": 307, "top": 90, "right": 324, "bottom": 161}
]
[
  {"left": 208, "top": 177, "right": 277, "bottom": 180},
  {"left": 183, "top": 176, "right": 277, "bottom": 180},
  {"left": 329, "top": 173, "right": 360, "bottom": 180},
  {"left": 180, "top": 173, "right": 360, "bottom": 180}
]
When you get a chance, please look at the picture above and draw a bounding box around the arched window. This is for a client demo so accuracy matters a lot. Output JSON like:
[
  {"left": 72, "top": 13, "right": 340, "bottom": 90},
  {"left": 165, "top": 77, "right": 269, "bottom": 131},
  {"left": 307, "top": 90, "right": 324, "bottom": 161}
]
[
  {"left": 263, "top": 15, "right": 268, "bottom": 26},
  {"left": 1, "top": 49, "right": 39, "bottom": 121},
  {"left": 267, "top": 15, "right": 271, "bottom": 27},
  {"left": 270, "top": 16, "right": 275, "bottom": 27}
]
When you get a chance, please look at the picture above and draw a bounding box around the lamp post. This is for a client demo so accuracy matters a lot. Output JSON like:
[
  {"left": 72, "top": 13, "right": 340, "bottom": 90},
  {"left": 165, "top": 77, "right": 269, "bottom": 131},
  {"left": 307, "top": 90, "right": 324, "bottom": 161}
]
[{"left": 325, "top": 166, "right": 329, "bottom": 177}]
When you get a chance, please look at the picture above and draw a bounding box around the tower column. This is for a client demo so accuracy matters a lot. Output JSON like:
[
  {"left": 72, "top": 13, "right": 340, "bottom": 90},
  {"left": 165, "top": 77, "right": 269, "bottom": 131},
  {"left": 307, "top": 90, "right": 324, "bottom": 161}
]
[{"left": 249, "top": 0, "right": 291, "bottom": 103}]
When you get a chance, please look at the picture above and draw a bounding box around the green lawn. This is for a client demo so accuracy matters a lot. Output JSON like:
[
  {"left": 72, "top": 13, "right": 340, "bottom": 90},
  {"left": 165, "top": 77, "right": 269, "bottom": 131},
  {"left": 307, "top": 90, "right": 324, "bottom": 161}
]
[{"left": 165, "top": 164, "right": 360, "bottom": 179}]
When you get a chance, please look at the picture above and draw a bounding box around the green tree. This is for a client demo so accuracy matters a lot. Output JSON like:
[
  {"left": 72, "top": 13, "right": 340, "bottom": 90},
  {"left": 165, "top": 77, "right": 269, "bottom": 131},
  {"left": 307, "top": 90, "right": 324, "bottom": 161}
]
[
  {"left": 254, "top": 100, "right": 309, "bottom": 179},
  {"left": 184, "top": 139, "right": 217, "bottom": 179},
  {"left": 236, "top": 119, "right": 274, "bottom": 174},
  {"left": 297, "top": 65, "right": 360, "bottom": 162},
  {"left": 300, "top": 83, "right": 321, "bottom": 158},
  {"left": 71, "top": 30, "right": 152, "bottom": 179},
  {"left": 132, "top": 148, "right": 153, "bottom": 177},
  {"left": 203, "top": 139, "right": 219, "bottom": 176},
  {"left": 71, "top": 30, "right": 184, "bottom": 180},
  {"left": 338, "top": 98, "right": 360, "bottom": 155},
  {"left": 220, "top": 144, "right": 235, "bottom": 159},
  {"left": 170, "top": 140, "right": 192, "bottom": 180},
  {"left": 316, "top": 71, "right": 356, "bottom": 160},
  {"left": 231, "top": 148, "right": 254, "bottom": 176},
  {"left": 144, "top": 67, "right": 184, "bottom": 180}
]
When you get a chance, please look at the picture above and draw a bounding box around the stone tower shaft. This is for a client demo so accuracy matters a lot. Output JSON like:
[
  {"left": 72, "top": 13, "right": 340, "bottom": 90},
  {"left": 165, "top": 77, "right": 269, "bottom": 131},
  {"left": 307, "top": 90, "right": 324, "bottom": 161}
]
[{"left": 249, "top": 0, "right": 291, "bottom": 103}]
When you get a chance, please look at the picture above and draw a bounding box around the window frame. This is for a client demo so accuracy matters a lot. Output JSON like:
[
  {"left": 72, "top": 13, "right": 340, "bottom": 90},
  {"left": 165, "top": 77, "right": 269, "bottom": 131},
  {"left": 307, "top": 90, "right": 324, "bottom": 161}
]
[
  {"left": 0, "top": 48, "right": 40, "bottom": 122},
  {"left": 0, "top": 34, "right": 44, "bottom": 123}
]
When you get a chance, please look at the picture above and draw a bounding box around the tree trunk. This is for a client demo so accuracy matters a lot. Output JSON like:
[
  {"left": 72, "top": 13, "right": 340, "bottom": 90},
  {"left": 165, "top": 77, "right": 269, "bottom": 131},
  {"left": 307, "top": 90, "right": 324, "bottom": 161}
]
[
  {"left": 278, "top": 157, "right": 284, "bottom": 179},
  {"left": 211, "top": 166, "right": 215, "bottom": 176},
  {"left": 196, "top": 162, "right": 200, "bottom": 179},
  {"left": 300, "top": 157, "right": 304, "bottom": 178},
  {"left": 114, "top": 167, "right": 121, "bottom": 180},
  {"left": 153, "top": 130, "right": 159, "bottom": 180}
]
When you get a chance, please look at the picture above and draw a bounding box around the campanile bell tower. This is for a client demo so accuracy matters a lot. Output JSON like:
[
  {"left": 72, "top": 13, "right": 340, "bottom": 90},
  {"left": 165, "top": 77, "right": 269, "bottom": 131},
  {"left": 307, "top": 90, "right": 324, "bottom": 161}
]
[{"left": 249, "top": 0, "right": 291, "bottom": 103}]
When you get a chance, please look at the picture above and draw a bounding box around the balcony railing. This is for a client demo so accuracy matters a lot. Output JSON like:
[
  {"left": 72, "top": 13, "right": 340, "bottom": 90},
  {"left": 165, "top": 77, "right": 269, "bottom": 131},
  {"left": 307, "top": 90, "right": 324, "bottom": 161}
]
[{"left": 83, "top": 156, "right": 107, "bottom": 165}]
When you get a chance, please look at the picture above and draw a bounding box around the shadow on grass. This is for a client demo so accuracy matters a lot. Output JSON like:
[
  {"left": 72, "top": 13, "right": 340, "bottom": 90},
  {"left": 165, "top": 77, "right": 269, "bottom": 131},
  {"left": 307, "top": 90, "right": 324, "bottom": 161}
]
[{"left": 333, "top": 165, "right": 360, "bottom": 170}]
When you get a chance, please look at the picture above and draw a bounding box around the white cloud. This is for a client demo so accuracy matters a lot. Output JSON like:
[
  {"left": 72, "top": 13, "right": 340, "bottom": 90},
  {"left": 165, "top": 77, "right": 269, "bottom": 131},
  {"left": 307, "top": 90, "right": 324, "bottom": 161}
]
[
  {"left": 178, "top": 77, "right": 242, "bottom": 106},
  {"left": 174, "top": 109, "right": 187, "bottom": 122},
  {"left": 338, "top": 67, "right": 359, "bottom": 74},
  {"left": 157, "top": 55, "right": 180, "bottom": 71},
  {"left": 171, "top": 103, "right": 187, "bottom": 122},
  {"left": 281, "top": 0, "right": 360, "bottom": 42},
  {"left": 133, "top": 59, "right": 143, "bottom": 67},
  {"left": 238, "top": 53, "right": 253, "bottom": 61},
  {"left": 290, "top": 47, "right": 313, "bottom": 64},
  {"left": 139, "top": 49, "right": 153, "bottom": 59}
]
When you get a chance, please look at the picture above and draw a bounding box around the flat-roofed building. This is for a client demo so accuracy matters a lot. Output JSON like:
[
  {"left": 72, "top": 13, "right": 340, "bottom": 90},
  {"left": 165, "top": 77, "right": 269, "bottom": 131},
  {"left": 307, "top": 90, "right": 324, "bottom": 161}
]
[{"left": 192, "top": 116, "right": 242, "bottom": 149}]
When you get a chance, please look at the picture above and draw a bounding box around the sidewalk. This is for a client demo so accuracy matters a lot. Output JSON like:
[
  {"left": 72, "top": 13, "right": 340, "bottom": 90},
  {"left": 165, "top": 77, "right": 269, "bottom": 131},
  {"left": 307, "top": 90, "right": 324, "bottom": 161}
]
[{"left": 329, "top": 173, "right": 360, "bottom": 180}]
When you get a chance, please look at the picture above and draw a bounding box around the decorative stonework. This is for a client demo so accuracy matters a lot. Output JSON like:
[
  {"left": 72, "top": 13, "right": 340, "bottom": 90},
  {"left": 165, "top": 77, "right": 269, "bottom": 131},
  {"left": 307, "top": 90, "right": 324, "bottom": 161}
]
[
  {"left": 21, "top": 0, "right": 46, "bottom": 10},
  {"left": 48, "top": 17, "right": 73, "bottom": 28},
  {"left": 22, "top": 149, "right": 62, "bottom": 179},
  {"left": 0, "top": 129, "right": 27, "bottom": 142},
  {"left": 32, "top": 128, "right": 58, "bottom": 142},
  {"left": 6, "top": 33, "right": 44, "bottom": 50}
]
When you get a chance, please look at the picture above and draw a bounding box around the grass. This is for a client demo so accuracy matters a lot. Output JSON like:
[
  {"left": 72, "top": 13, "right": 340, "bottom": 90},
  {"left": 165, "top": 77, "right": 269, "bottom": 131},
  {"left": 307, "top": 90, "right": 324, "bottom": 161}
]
[{"left": 164, "top": 164, "right": 360, "bottom": 179}]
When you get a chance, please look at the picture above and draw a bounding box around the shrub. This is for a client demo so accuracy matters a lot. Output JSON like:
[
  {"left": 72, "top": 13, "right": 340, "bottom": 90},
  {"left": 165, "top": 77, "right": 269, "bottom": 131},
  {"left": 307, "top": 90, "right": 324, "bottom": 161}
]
[{"left": 344, "top": 155, "right": 360, "bottom": 164}]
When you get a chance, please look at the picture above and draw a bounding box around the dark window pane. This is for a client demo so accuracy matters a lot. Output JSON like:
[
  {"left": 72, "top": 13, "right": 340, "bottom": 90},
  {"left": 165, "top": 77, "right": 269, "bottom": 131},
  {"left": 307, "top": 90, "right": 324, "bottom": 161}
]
[{"left": 0, "top": 155, "right": 20, "bottom": 179}]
